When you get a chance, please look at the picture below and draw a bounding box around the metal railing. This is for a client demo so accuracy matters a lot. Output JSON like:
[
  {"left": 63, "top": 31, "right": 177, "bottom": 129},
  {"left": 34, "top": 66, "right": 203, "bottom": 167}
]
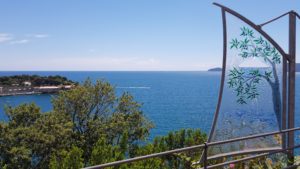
[{"left": 84, "top": 127, "right": 300, "bottom": 169}]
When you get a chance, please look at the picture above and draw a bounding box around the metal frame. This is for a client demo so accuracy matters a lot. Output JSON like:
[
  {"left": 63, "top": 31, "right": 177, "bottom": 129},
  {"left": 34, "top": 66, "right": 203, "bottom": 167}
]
[
  {"left": 287, "top": 11, "right": 297, "bottom": 165},
  {"left": 207, "top": 7, "right": 227, "bottom": 145},
  {"left": 207, "top": 2, "right": 298, "bottom": 162}
]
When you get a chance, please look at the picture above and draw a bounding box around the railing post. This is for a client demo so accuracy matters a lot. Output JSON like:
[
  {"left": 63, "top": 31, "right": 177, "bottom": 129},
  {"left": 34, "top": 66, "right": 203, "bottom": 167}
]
[
  {"left": 203, "top": 142, "right": 208, "bottom": 169},
  {"left": 287, "top": 11, "right": 296, "bottom": 167}
]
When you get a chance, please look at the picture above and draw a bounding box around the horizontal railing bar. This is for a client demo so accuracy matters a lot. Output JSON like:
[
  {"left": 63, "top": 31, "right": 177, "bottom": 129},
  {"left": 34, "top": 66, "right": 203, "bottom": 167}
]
[
  {"left": 205, "top": 153, "right": 268, "bottom": 169},
  {"left": 207, "top": 147, "right": 281, "bottom": 161},
  {"left": 83, "top": 127, "right": 300, "bottom": 169},
  {"left": 283, "top": 164, "right": 300, "bottom": 169},
  {"left": 208, "top": 127, "right": 300, "bottom": 146},
  {"left": 203, "top": 144, "right": 300, "bottom": 169},
  {"left": 83, "top": 144, "right": 205, "bottom": 169}
]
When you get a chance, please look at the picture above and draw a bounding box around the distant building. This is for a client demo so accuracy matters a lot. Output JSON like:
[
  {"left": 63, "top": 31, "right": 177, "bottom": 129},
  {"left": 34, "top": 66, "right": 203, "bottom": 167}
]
[
  {"left": 0, "top": 86, "right": 34, "bottom": 96},
  {"left": 0, "top": 85, "right": 73, "bottom": 96},
  {"left": 23, "top": 81, "right": 32, "bottom": 86},
  {"left": 63, "top": 85, "right": 73, "bottom": 89},
  {"left": 34, "top": 86, "right": 61, "bottom": 93}
]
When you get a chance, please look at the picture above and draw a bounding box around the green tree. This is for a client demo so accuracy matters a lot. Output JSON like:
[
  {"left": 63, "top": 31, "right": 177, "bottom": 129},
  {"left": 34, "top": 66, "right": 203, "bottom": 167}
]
[
  {"left": 89, "top": 135, "right": 124, "bottom": 166},
  {"left": 49, "top": 146, "right": 84, "bottom": 169},
  {"left": 51, "top": 79, "right": 116, "bottom": 161},
  {"left": 51, "top": 79, "right": 153, "bottom": 163},
  {"left": 122, "top": 129, "right": 206, "bottom": 169},
  {"left": 90, "top": 136, "right": 116, "bottom": 165},
  {"left": 228, "top": 27, "right": 282, "bottom": 127},
  {"left": 0, "top": 103, "right": 73, "bottom": 169},
  {"left": 0, "top": 79, "right": 207, "bottom": 169},
  {"left": 62, "top": 146, "right": 84, "bottom": 169},
  {"left": 0, "top": 104, "right": 41, "bottom": 169},
  {"left": 4, "top": 103, "right": 41, "bottom": 127}
]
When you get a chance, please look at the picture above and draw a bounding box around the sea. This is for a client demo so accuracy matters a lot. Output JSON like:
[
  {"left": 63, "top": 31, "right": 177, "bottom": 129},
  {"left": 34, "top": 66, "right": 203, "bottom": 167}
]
[{"left": 0, "top": 71, "right": 299, "bottom": 142}]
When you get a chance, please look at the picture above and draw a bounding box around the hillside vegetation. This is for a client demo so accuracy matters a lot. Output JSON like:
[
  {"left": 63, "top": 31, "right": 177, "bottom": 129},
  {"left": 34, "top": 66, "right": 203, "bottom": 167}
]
[{"left": 0, "top": 75, "right": 76, "bottom": 86}]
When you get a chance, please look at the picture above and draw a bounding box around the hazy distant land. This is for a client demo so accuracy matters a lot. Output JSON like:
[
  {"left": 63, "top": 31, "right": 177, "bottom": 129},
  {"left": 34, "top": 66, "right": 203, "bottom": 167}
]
[{"left": 208, "top": 63, "right": 300, "bottom": 72}]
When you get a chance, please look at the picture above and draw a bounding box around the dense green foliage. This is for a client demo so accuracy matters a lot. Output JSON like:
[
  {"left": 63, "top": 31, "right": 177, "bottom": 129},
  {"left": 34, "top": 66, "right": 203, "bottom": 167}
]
[
  {"left": 0, "top": 75, "right": 76, "bottom": 86},
  {"left": 0, "top": 79, "right": 207, "bottom": 169}
]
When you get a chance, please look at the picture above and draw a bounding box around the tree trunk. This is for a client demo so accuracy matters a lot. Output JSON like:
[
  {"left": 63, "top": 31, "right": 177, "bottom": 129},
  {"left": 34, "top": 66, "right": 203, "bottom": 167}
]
[
  {"left": 270, "top": 64, "right": 282, "bottom": 129},
  {"left": 271, "top": 81, "right": 281, "bottom": 128}
]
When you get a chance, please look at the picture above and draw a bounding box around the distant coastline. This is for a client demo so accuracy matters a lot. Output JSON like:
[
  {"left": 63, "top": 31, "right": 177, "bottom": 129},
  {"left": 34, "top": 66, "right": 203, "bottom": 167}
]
[
  {"left": 0, "top": 75, "right": 76, "bottom": 96},
  {"left": 208, "top": 67, "right": 222, "bottom": 72}
]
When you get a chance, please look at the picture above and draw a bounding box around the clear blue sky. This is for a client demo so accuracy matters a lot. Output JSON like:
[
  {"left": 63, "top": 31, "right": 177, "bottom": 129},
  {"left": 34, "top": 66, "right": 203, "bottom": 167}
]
[{"left": 0, "top": 0, "right": 299, "bottom": 71}]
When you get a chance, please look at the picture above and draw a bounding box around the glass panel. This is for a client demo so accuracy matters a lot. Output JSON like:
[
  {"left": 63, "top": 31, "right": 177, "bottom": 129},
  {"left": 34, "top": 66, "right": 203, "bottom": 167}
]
[{"left": 208, "top": 14, "right": 283, "bottom": 157}]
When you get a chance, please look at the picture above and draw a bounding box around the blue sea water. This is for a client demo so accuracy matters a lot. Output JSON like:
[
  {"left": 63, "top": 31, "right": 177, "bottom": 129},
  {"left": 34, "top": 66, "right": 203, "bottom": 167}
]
[{"left": 0, "top": 71, "right": 299, "bottom": 142}]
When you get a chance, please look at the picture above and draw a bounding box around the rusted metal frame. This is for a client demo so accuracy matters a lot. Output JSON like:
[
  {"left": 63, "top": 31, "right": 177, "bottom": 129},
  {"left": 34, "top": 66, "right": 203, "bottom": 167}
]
[
  {"left": 210, "top": 1, "right": 292, "bottom": 159},
  {"left": 207, "top": 8, "right": 227, "bottom": 144},
  {"left": 200, "top": 7, "right": 227, "bottom": 164},
  {"left": 212, "top": 3, "right": 290, "bottom": 62},
  {"left": 203, "top": 142, "right": 208, "bottom": 169},
  {"left": 202, "top": 144, "right": 300, "bottom": 169},
  {"left": 287, "top": 11, "right": 296, "bottom": 166},
  {"left": 84, "top": 127, "right": 300, "bottom": 169},
  {"left": 282, "top": 52, "right": 288, "bottom": 150},
  {"left": 258, "top": 11, "right": 291, "bottom": 27}
]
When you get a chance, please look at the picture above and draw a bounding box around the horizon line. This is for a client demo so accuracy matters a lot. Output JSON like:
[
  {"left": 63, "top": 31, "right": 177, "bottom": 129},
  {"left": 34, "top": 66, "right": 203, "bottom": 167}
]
[{"left": 0, "top": 70, "right": 216, "bottom": 72}]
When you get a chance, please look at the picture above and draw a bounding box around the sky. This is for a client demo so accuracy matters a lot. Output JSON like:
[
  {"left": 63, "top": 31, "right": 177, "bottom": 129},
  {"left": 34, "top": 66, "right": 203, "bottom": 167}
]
[{"left": 0, "top": 0, "right": 299, "bottom": 71}]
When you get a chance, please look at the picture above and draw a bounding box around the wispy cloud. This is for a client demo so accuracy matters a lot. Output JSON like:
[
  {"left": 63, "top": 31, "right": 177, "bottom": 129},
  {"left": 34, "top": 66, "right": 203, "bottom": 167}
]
[
  {"left": 0, "top": 33, "right": 13, "bottom": 43},
  {"left": 29, "top": 34, "right": 49, "bottom": 38},
  {"left": 10, "top": 39, "right": 30, "bottom": 44},
  {"left": 0, "top": 33, "right": 49, "bottom": 45}
]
